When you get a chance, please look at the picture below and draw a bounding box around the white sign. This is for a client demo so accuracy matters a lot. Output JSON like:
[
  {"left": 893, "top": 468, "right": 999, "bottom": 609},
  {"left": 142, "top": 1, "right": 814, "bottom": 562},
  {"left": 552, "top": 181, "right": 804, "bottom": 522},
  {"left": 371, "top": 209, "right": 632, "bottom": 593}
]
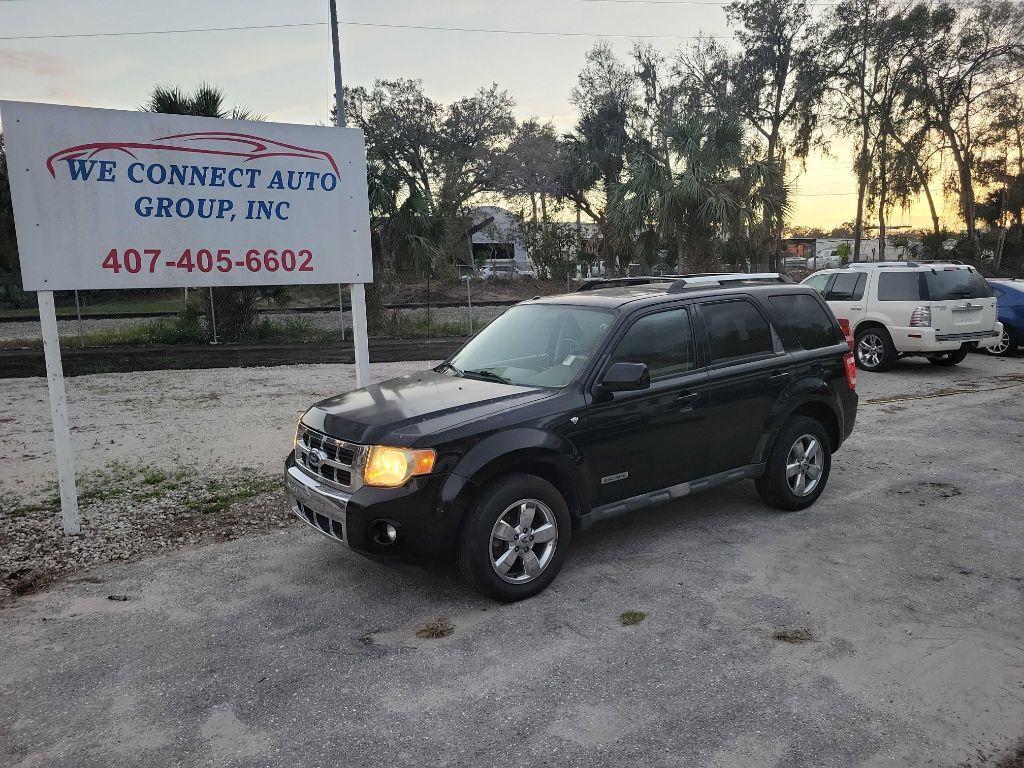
[{"left": 0, "top": 101, "right": 373, "bottom": 290}]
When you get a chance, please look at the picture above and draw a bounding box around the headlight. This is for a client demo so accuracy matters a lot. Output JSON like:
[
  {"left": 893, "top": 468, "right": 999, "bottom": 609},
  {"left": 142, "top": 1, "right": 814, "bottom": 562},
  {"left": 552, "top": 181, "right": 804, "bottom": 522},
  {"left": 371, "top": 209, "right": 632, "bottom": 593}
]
[
  {"left": 293, "top": 415, "right": 304, "bottom": 451},
  {"left": 363, "top": 446, "right": 436, "bottom": 487}
]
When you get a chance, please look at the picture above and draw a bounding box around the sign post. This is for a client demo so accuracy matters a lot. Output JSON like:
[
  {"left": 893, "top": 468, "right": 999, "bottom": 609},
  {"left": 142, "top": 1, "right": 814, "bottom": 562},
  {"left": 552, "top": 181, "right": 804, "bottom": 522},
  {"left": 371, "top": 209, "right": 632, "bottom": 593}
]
[
  {"left": 1, "top": 100, "right": 375, "bottom": 533},
  {"left": 330, "top": 0, "right": 371, "bottom": 388},
  {"left": 37, "top": 290, "right": 80, "bottom": 534}
]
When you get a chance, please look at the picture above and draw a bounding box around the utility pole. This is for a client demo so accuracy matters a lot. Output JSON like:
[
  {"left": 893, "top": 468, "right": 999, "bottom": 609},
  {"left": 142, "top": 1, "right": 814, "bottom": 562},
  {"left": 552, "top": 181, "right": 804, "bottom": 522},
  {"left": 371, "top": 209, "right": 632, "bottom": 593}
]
[{"left": 329, "top": 0, "right": 371, "bottom": 387}]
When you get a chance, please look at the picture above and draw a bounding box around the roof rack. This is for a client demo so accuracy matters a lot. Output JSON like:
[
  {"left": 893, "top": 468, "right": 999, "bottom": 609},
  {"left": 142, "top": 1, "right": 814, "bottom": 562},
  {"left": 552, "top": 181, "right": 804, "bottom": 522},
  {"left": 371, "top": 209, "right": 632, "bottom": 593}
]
[
  {"left": 666, "top": 273, "right": 790, "bottom": 292},
  {"left": 573, "top": 273, "right": 730, "bottom": 292}
]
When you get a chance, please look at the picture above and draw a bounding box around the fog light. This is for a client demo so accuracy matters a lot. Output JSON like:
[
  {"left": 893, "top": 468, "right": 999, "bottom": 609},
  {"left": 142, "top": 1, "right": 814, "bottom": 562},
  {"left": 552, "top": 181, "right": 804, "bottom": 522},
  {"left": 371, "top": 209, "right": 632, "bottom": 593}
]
[{"left": 384, "top": 523, "right": 398, "bottom": 542}]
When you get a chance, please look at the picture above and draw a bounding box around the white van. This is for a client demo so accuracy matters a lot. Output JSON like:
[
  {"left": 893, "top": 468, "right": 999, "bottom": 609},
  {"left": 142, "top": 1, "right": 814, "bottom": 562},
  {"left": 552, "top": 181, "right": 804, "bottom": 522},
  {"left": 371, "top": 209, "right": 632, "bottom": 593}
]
[{"left": 803, "top": 262, "right": 1003, "bottom": 370}]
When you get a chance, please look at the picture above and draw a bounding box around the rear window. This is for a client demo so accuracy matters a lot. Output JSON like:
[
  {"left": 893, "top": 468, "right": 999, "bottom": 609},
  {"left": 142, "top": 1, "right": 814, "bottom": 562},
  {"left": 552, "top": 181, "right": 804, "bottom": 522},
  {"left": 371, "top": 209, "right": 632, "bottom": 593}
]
[
  {"left": 703, "top": 299, "right": 775, "bottom": 363},
  {"left": 768, "top": 294, "right": 843, "bottom": 350},
  {"left": 877, "top": 272, "right": 926, "bottom": 301},
  {"left": 825, "top": 272, "right": 866, "bottom": 301},
  {"left": 925, "top": 269, "right": 993, "bottom": 300}
]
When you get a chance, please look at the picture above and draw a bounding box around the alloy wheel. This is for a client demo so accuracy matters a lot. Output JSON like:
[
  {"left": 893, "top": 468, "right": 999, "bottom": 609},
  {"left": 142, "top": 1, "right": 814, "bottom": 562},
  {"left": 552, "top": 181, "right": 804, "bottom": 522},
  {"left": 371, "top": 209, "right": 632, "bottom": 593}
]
[
  {"left": 786, "top": 434, "right": 824, "bottom": 497},
  {"left": 489, "top": 499, "right": 558, "bottom": 584},
  {"left": 857, "top": 333, "right": 885, "bottom": 369},
  {"left": 989, "top": 330, "right": 1012, "bottom": 355}
]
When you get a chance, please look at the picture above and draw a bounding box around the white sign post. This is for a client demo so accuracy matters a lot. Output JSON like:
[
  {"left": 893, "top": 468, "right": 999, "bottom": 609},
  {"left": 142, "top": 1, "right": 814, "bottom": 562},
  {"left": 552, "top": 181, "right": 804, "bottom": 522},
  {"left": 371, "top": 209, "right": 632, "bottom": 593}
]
[{"left": 1, "top": 100, "right": 375, "bottom": 533}]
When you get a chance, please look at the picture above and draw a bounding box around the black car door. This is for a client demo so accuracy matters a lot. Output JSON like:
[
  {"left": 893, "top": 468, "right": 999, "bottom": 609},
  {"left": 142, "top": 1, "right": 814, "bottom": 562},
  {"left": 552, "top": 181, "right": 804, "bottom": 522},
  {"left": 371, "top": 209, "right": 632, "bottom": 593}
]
[
  {"left": 585, "top": 304, "right": 711, "bottom": 506},
  {"left": 694, "top": 296, "right": 794, "bottom": 475}
]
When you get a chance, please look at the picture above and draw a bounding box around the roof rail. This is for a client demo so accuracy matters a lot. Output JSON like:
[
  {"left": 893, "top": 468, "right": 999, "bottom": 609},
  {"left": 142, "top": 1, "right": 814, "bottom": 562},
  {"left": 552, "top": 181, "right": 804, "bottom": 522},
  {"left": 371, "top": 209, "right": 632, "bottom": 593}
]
[
  {"left": 845, "top": 261, "right": 920, "bottom": 268},
  {"left": 666, "top": 273, "right": 789, "bottom": 293},
  {"left": 573, "top": 276, "right": 672, "bottom": 292}
]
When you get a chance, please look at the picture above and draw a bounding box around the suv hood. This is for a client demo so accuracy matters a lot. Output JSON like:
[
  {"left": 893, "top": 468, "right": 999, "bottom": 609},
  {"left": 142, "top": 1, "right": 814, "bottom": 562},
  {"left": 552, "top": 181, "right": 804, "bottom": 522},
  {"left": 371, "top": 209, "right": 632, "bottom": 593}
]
[{"left": 303, "top": 369, "right": 551, "bottom": 445}]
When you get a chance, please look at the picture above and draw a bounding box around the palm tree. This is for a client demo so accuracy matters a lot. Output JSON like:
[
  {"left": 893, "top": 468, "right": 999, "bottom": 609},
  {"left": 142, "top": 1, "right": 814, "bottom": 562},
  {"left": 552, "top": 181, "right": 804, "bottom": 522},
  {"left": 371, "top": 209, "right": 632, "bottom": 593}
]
[
  {"left": 142, "top": 84, "right": 282, "bottom": 341},
  {"left": 610, "top": 115, "right": 789, "bottom": 273}
]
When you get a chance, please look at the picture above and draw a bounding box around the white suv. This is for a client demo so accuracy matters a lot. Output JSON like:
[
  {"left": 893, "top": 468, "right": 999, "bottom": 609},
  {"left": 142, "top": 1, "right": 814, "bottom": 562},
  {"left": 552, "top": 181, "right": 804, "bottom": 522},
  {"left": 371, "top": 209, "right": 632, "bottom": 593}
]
[{"left": 803, "top": 262, "right": 1003, "bottom": 371}]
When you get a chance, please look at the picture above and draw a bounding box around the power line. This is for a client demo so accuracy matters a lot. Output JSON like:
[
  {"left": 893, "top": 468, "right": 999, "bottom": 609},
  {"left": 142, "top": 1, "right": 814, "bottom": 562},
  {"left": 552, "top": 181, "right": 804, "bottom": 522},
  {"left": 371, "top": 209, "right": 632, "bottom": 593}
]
[{"left": 0, "top": 20, "right": 731, "bottom": 42}]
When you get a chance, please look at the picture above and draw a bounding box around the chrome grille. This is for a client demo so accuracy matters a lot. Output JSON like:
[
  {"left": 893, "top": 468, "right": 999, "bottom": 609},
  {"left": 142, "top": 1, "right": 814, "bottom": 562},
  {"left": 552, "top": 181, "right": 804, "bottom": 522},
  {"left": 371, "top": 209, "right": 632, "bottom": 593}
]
[{"left": 295, "top": 424, "right": 362, "bottom": 490}]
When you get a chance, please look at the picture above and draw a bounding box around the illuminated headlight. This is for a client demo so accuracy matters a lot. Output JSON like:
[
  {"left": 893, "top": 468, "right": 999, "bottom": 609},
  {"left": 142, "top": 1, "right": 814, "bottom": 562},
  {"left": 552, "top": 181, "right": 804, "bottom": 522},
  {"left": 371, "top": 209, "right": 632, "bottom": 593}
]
[{"left": 363, "top": 446, "right": 436, "bottom": 487}]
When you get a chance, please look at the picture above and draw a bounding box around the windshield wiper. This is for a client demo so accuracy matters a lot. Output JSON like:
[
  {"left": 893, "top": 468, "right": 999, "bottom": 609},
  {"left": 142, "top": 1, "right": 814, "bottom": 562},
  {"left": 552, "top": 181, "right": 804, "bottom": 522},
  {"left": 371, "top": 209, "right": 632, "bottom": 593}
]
[
  {"left": 437, "top": 361, "right": 465, "bottom": 377},
  {"left": 463, "top": 368, "right": 511, "bottom": 384}
]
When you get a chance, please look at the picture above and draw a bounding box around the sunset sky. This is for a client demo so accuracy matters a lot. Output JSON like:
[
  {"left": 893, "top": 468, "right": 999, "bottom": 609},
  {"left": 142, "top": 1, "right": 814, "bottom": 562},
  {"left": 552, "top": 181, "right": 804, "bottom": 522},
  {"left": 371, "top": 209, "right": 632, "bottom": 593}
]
[{"left": 0, "top": 0, "right": 952, "bottom": 231}]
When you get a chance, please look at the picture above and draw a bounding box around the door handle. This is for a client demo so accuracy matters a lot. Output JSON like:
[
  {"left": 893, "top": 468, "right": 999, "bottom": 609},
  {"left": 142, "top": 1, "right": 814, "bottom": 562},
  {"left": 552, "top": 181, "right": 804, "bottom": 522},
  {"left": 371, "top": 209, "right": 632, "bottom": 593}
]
[
  {"left": 769, "top": 370, "right": 793, "bottom": 381},
  {"left": 850, "top": 306, "right": 863, "bottom": 310},
  {"left": 676, "top": 391, "right": 702, "bottom": 411}
]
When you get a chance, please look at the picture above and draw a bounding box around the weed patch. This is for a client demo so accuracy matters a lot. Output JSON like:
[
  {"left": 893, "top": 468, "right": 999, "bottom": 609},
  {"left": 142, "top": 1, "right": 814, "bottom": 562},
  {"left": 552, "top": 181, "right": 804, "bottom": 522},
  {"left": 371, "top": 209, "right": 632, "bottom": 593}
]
[
  {"left": 619, "top": 611, "right": 647, "bottom": 626},
  {"left": 415, "top": 618, "right": 455, "bottom": 639}
]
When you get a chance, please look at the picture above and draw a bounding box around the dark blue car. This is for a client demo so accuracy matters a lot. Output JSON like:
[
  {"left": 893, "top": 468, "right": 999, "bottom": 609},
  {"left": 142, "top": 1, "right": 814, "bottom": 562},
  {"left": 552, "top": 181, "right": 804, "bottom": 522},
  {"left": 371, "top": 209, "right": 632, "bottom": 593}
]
[{"left": 987, "top": 279, "right": 1024, "bottom": 356}]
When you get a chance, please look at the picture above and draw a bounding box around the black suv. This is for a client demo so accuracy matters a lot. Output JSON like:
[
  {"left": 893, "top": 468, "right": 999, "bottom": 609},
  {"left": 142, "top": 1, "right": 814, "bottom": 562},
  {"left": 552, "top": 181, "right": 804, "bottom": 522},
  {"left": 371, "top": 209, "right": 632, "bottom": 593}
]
[{"left": 286, "top": 274, "right": 858, "bottom": 601}]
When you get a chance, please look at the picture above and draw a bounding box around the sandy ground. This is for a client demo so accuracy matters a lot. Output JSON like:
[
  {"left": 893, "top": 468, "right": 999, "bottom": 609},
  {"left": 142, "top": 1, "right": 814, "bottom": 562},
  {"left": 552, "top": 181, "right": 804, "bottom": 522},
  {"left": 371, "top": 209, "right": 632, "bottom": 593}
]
[
  {"left": 0, "top": 360, "right": 440, "bottom": 503},
  {"left": 1, "top": 354, "right": 1023, "bottom": 767}
]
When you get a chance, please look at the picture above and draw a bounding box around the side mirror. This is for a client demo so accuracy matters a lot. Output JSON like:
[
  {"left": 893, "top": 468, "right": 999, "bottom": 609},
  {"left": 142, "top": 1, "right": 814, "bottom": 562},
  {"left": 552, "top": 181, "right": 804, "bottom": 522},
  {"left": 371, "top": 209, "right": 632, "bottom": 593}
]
[{"left": 599, "top": 362, "right": 650, "bottom": 392}]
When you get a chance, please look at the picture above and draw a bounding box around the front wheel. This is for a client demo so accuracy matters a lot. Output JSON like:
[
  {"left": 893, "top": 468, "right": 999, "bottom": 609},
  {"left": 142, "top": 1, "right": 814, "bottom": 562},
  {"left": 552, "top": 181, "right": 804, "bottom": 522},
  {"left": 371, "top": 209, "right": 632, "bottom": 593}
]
[
  {"left": 984, "top": 328, "right": 1018, "bottom": 357},
  {"left": 927, "top": 347, "right": 969, "bottom": 366},
  {"left": 755, "top": 416, "right": 833, "bottom": 512},
  {"left": 457, "top": 473, "right": 572, "bottom": 602}
]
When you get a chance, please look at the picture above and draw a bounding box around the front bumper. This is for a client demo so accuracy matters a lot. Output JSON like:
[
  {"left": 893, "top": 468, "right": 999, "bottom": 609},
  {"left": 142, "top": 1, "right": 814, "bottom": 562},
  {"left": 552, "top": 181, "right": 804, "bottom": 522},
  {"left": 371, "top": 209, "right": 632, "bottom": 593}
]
[
  {"left": 284, "top": 455, "right": 470, "bottom": 564},
  {"left": 891, "top": 323, "right": 1003, "bottom": 353}
]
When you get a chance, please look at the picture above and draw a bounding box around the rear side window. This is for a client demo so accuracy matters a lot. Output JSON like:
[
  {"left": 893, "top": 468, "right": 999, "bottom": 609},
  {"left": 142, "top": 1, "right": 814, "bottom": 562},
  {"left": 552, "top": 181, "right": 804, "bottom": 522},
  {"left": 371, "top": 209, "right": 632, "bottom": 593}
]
[
  {"left": 825, "top": 272, "right": 866, "bottom": 301},
  {"left": 925, "top": 269, "right": 993, "bottom": 300},
  {"left": 703, "top": 300, "right": 774, "bottom": 363},
  {"left": 610, "top": 307, "right": 695, "bottom": 380},
  {"left": 877, "top": 272, "right": 926, "bottom": 301},
  {"left": 768, "top": 294, "right": 843, "bottom": 350},
  {"left": 803, "top": 273, "right": 831, "bottom": 293}
]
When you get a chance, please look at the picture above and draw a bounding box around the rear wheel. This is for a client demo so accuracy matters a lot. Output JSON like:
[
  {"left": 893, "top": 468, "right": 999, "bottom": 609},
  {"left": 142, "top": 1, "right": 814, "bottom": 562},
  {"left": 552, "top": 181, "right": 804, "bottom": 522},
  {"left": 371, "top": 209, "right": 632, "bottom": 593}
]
[
  {"left": 457, "top": 473, "right": 571, "bottom": 602},
  {"left": 927, "top": 347, "right": 969, "bottom": 366},
  {"left": 755, "top": 416, "right": 833, "bottom": 512},
  {"left": 855, "top": 326, "right": 896, "bottom": 372},
  {"left": 984, "top": 328, "right": 1017, "bottom": 357}
]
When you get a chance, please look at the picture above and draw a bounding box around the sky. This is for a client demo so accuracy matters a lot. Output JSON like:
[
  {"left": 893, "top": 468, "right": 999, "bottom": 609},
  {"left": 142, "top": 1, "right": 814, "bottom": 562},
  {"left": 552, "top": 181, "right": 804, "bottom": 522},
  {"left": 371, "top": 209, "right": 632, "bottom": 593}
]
[{"left": 0, "top": 0, "right": 952, "bottom": 230}]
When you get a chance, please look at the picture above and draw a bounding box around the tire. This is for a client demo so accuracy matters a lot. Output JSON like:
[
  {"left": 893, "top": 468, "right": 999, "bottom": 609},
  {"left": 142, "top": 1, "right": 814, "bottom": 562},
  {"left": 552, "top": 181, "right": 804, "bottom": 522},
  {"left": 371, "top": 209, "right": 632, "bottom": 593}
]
[
  {"left": 854, "top": 326, "right": 897, "bottom": 372},
  {"left": 457, "top": 473, "right": 572, "bottom": 602},
  {"left": 927, "top": 346, "right": 969, "bottom": 366},
  {"left": 984, "top": 327, "right": 1018, "bottom": 357},
  {"left": 755, "top": 416, "right": 833, "bottom": 512}
]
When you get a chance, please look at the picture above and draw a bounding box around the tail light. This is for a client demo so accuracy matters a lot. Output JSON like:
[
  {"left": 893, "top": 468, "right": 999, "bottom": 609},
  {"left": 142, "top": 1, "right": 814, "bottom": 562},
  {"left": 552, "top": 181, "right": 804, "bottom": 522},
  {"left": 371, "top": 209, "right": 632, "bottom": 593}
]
[
  {"left": 910, "top": 306, "right": 932, "bottom": 327},
  {"left": 843, "top": 352, "right": 857, "bottom": 390},
  {"left": 837, "top": 318, "right": 854, "bottom": 350}
]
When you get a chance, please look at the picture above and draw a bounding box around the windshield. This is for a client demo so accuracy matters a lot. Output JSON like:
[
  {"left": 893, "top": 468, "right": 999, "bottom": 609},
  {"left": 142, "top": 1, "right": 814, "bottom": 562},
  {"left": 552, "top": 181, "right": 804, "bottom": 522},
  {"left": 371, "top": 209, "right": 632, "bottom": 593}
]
[
  {"left": 446, "top": 303, "right": 615, "bottom": 388},
  {"left": 925, "top": 269, "right": 993, "bottom": 300}
]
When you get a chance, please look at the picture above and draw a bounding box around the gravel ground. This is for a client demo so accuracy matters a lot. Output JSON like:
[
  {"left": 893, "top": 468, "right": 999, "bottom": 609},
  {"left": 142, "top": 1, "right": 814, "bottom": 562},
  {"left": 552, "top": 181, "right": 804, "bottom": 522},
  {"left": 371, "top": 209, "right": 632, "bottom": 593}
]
[{"left": 1, "top": 354, "right": 1023, "bottom": 767}]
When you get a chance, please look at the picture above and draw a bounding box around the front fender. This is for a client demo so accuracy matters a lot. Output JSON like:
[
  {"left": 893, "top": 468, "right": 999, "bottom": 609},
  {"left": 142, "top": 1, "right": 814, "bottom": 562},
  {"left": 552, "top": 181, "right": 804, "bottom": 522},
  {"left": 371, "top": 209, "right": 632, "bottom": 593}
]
[{"left": 440, "top": 427, "right": 591, "bottom": 527}]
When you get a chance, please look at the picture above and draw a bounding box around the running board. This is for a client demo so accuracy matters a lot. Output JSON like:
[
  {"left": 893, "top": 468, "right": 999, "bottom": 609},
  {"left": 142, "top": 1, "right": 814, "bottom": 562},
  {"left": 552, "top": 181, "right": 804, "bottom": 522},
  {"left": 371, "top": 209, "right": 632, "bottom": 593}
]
[{"left": 580, "top": 464, "right": 765, "bottom": 529}]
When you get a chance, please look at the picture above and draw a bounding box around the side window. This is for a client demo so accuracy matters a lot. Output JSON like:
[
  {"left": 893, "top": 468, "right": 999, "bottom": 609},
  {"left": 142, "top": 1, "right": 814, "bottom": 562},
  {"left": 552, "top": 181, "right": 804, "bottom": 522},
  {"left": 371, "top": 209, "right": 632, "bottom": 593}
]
[
  {"left": 877, "top": 271, "right": 925, "bottom": 301},
  {"left": 768, "top": 294, "right": 844, "bottom": 350},
  {"left": 803, "top": 273, "right": 831, "bottom": 293},
  {"left": 826, "top": 272, "right": 866, "bottom": 301},
  {"left": 703, "top": 300, "right": 775, "bottom": 364},
  {"left": 609, "top": 307, "right": 695, "bottom": 380}
]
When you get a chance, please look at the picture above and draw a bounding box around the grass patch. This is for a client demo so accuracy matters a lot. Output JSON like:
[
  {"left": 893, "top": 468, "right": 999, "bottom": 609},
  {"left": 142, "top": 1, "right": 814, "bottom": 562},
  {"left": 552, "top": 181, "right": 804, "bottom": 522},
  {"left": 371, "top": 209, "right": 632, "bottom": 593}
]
[
  {"left": 373, "top": 310, "right": 474, "bottom": 338},
  {"left": 415, "top": 618, "right": 455, "bottom": 639},
  {"left": 185, "top": 477, "right": 278, "bottom": 514},
  {"left": 619, "top": 610, "right": 647, "bottom": 626},
  {"left": 772, "top": 627, "right": 813, "bottom": 644}
]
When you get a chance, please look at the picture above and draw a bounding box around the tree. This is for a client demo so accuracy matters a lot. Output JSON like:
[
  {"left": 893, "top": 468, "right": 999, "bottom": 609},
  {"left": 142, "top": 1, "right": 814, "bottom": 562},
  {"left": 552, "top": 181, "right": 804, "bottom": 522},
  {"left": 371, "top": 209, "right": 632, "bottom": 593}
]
[
  {"left": 143, "top": 84, "right": 283, "bottom": 341},
  {"left": 344, "top": 79, "right": 515, "bottom": 219},
  {"left": 726, "top": 0, "right": 828, "bottom": 265},
  {"left": 612, "top": 115, "right": 789, "bottom": 272},
  {"left": 496, "top": 119, "right": 561, "bottom": 223},
  {"left": 0, "top": 134, "right": 18, "bottom": 277},
  {"left": 904, "top": 0, "right": 1024, "bottom": 250}
]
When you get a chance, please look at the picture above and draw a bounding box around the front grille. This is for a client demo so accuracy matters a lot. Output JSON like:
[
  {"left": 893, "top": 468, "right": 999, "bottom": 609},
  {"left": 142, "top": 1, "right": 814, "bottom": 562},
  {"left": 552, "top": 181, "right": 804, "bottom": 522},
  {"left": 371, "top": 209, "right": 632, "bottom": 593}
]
[
  {"left": 295, "top": 500, "right": 345, "bottom": 542},
  {"left": 295, "top": 424, "right": 361, "bottom": 490}
]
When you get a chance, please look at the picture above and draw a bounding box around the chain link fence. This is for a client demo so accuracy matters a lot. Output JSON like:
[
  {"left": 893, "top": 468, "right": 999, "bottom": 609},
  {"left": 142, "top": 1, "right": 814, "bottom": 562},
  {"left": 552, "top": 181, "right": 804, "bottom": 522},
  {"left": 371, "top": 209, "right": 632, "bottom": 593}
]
[{"left": 2, "top": 246, "right": 1022, "bottom": 364}]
